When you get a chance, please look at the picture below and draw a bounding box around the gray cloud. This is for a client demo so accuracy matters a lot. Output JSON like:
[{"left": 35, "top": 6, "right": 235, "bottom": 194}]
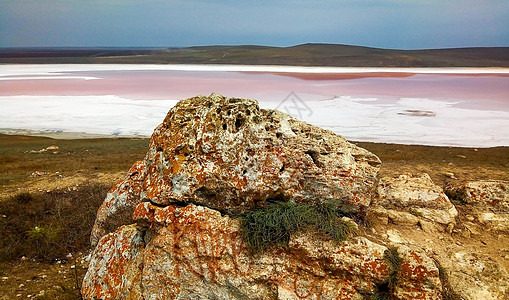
[{"left": 0, "top": 0, "right": 507, "bottom": 48}]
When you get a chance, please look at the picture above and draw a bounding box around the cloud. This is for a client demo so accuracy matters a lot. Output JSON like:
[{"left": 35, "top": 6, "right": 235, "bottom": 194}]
[{"left": 0, "top": 0, "right": 507, "bottom": 48}]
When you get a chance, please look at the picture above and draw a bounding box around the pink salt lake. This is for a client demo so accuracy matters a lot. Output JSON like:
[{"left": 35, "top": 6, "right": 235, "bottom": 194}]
[{"left": 1, "top": 65, "right": 508, "bottom": 147}]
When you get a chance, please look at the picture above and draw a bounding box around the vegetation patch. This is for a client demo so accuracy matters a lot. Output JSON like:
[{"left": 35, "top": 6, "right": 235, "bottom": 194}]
[
  {"left": 408, "top": 208, "right": 424, "bottom": 217},
  {"left": 239, "top": 201, "right": 357, "bottom": 253},
  {"left": 384, "top": 247, "right": 403, "bottom": 287},
  {"left": 0, "top": 184, "right": 108, "bottom": 262}
]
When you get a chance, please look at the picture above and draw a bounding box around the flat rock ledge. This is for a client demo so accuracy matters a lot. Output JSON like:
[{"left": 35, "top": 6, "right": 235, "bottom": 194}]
[
  {"left": 446, "top": 180, "right": 509, "bottom": 232},
  {"left": 371, "top": 173, "right": 458, "bottom": 232}
]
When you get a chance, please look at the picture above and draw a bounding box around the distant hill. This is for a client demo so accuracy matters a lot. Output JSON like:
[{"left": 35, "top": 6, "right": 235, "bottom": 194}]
[{"left": 1, "top": 43, "right": 509, "bottom": 67}]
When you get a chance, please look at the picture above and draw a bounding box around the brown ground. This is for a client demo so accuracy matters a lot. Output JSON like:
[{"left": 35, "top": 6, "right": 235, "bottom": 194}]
[{"left": 0, "top": 134, "right": 508, "bottom": 299}]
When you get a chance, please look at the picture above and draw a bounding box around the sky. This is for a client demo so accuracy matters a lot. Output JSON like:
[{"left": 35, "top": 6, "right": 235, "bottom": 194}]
[{"left": 1, "top": 0, "right": 508, "bottom": 50}]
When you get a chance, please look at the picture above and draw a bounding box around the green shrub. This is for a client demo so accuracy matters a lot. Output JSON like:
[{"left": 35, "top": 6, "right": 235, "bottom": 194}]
[
  {"left": 384, "top": 247, "right": 403, "bottom": 288},
  {"left": 27, "top": 225, "right": 62, "bottom": 242},
  {"left": 239, "top": 201, "right": 356, "bottom": 253}
]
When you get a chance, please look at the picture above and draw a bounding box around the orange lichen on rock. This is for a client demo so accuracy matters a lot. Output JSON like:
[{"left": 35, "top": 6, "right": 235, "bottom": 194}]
[
  {"left": 84, "top": 203, "right": 406, "bottom": 299},
  {"left": 393, "top": 246, "right": 442, "bottom": 299},
  {"left": 83, "top": 94, "right": 451, "bottom": 299},
  {"left": 90, "top": 161, "right": 146, "bottom": 246}
]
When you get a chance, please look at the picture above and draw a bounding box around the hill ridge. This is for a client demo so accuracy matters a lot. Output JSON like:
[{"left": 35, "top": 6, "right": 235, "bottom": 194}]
[{"left": 1, "top": 43, "right": 509, "bottom": 67}]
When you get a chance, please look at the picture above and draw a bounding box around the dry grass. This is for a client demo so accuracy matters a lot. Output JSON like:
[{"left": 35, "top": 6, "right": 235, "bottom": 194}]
[
  {"left": 0, "top": 134, "right": 149, "bottom": 299},
  {"left": 0, "top": 185, "right": 108, "bottom": 262},
  {"left": 0, "top": 134, "right": 149, "bottom": 190},
  {"left": 354, "top": 142, "right": 509, "bottom": 184},
  {"left": 0, "top": 134, "right": 507, "bottom": 298}
]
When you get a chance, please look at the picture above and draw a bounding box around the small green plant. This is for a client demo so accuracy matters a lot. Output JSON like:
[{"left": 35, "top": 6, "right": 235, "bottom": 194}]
[
  {"left": 408, "top": 208, "right": 423, "bottom": 217},
  {"left": 239, "top": 201, "right": 356, "bottom": 253},
  {"left": 27, "top": 225, "right": 62, "bottom": 243}
]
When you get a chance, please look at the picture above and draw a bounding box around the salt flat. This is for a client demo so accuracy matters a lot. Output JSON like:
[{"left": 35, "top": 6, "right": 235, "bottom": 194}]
[{"left": 1, "top": 64, "right": 508, "bottom": 147}]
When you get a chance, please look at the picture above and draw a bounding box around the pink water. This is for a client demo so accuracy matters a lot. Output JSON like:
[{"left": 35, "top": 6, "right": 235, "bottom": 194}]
[
  {"left": 1, "top": 66, "right": 508, "bottom": 146},
  {"left": 1, "top": 70, "right": 508, "bottom": 111}
]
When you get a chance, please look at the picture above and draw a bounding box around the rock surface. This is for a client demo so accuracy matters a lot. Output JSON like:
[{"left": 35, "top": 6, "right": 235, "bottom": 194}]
[
  {"left": 373, "top": 173, "right": 458, "bottom": 226},
  {"left": 82, "top": 203, "right": 443, "bottom": 300},
  {"left": 446, "top": 180, "right": 509, "bottom": 232},
  {"left": 446, "top": 180, "right": 509, "bottom": 210},
  {"left": 445, "top": 251, "right": 509, "bottom": 300},
  {"left": 83, "top": 94, "right": 509, "bottom": 300},
  {"left": 91, "top": 161, "right": 146, "bottom": 246},
  {"left": 91, "top": 94, "right": 381, "bottom": 245},
  {"left": 144, "top": 94, "right": 381, "bottom": 213}
]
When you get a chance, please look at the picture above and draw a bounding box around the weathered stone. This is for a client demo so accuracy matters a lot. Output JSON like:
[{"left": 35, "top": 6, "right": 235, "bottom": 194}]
[
  {"left": 374, "top": 173, "right": 458, "bottom": 225},
  {"left": 446, "top": 180, "right": 509, "bottom": 210},
  {"left": 418, "top": 220, "right": 442, "bottom": 234},
  {"left": 393, "top": 246, "right": 442, "bottom": 299},
  {"left": 369, "top": 207, "right": 420, "bottom": 226},
  {"left": 144, "top": 94, "right": 380, "bottom": 214},
  {"left": 446, "top": 180, "right": 509, "bottom": 232},
  {"left": 29, "top": 145, "right": 59, "bottom": 154},
  {"left": 442, "top": 251, "right": 509, "bottom": 300},
  {"left": 82, "top": 224, "right": 145, "bottom": 299},
  {"left": 92, "top": 94, "right": 381, "bottom": 244},
  {"left": 385, "top": 229, "right": 408, "bottom": 244},
  {"left": 91, "top": 161, "right": 146, "bottom": 246},
  {"left": 83, "top": 203, "right": 444, "bottom": 300},
  {"left": 478, "top": 212, "right": 509, "bottom": 231}
]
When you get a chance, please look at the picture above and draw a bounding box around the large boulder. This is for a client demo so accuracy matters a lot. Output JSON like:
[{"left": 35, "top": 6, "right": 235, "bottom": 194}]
[
  {"left": 91, "top": 94, "right": 381, "bottom": 245},
  {"left": 144, "top": 94, "right": 381, "bottom": 213},
  {"left": 83, "top": 94, "right": 449, "bottom": 299}
]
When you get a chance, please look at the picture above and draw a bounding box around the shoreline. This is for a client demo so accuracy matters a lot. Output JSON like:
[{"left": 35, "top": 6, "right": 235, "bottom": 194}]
[
  {"left": 0, "top": 129, "right": 140, "bottom": 140},
  {"left": 2, "top": 64, "right": 509, "bottom": 76},
  {"left": 1, "top": 130, "right": 508, "bottom": 150},
  {"left": 2, "top": 64, "right": 508, "bottom": 148}
]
